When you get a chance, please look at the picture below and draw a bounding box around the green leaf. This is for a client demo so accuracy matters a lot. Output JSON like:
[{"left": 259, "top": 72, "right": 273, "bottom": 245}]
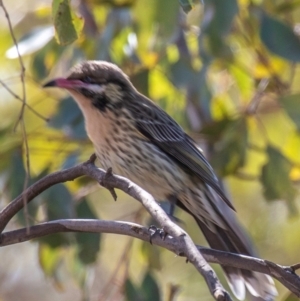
[
  {"left": 201, "top": 117, "right": 233, "bottom": 140},
  {"left": 39, "top": 244, "right": 62, "bottom": 276},
  {"left": 200, "top": 0, "right": 238, "bottom": 58},
  {"left": 44, "top": 184, "right": 73, "bottom": 220},
  {"left": 280, "top": 94, "right": 300, "bottom": 130},
  {"left": 124, "top": 279, "right": 142, "bottom": 301},
  {"left": 141, "top": 241, "right": 162, "bottom": 270},
  {"left": 141, "top": 272, "right": 161, "bottom": 301},
  {"left": 131, "top": 69, "right": 149, "bottom": 97},
  {"left": 282, "top": 292, "right": 299, "bottom": 301},
  {"left": 96, "top": 8, "right": 132, "bottom": 60},
  {"left": 202, "top": 118, "right": 248, "bottom": 176},
  {"left": 179, "top": 0, "right": 195, "bottom": 13},
  {"left": 8, "top": 150, "right": 26, "bottom": 199},
  {"left": 260, "top": 146, "right": 297, "bottom": 211},
  {"left": 260, "top": 12, "right": 300, "bottom": 62},
  {"left": 39, "top": 184, "right": 74, "bottom": 248},
  {"left": 203, "top": 0, "right": 238, "bottom": 37},
  {"left": 52, "top": 0, "right": 84, "bottom": 45},
  {"left": 124, "top": 273, "right": 160, "bottom": 301},
  {"left": 62, "top": 152, "right": 79, "bottom": 169},
  {"left": 49, "top": 97, "right": 87, "bottom": 139},
  {"left": 75, "top": 199, "right": 101, "bottom": 264},
  {"left": 275, "top": 0, "right": 300, "bottom": 14},
  {"left": 169, "top": 58, "right": 195, "bottom": 88},
  {"left": 39, "top": 244, "right": 66, "bottom": 288},
  {"left": 32, "top": 39, "right": 66, "bottom": 79},
  {"left": 134, "top": 0, "right": 179, "bottom": 51}
]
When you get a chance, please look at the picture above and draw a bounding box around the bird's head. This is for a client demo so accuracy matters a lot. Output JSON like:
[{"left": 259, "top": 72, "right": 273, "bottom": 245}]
[{"left": 43, "top": 60, "right": 135, "bottom": 112}]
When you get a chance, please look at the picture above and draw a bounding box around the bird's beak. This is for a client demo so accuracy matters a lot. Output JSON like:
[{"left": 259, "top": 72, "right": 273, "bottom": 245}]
[{"left": 43, "top": 78, "right": 87, "bottom": 89}]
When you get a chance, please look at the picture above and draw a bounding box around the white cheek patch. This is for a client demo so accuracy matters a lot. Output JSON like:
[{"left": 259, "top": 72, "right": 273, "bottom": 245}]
[{"left": 87, "top": 84, "right": 106, "bottom": 94}]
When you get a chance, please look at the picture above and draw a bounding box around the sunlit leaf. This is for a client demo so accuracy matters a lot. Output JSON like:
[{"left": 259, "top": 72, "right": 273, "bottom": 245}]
[
  {"left": 280, "top": 94, "right": 300, "bottom": 130},
  {"left": 75, "top": 199, "right": 101, "bottom": 264},
  {"left": 96, "top": 7, "right": 132, "bottom": 60},
  {"left": 52, "top": 0, "right": 84, "bottom": 45},
  {"left": 134, "top": 0, "right": 179, "bottom": 56},
  {"left": 275, "top": 0, "right": 300, "bottom": 14},
  {"left": 39, "top": 244, "right": 62, "bottom": 276},
  {"left": 282, "top": 292, "right": 299, "bottom": 301},
  {"left": 39, "top": 244, "right": 66, "bottom": 289},
  {"left": 200, "top": 117, "right": 232, "bottom": 139},
  {"left": 260, "top": 12, "right": 300, "bottom": 62},
  {"left": 260, "top": 146, "right": 297, "bottom": 212}
]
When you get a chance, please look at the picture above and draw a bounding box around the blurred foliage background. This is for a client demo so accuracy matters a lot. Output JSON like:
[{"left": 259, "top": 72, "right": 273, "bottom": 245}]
[{"left": 0, "top": 0, "right": 300, "bottom": 300}]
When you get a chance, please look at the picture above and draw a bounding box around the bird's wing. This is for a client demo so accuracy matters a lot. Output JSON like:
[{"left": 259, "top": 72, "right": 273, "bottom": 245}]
[{"left": 130, "top": 97, "right": 235, "bottom": 211}]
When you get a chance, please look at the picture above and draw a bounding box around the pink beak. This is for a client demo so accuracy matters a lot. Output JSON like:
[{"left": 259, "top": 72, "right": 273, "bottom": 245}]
[{"left": 43, "top": 77, "right": 87, "bottom": 89}]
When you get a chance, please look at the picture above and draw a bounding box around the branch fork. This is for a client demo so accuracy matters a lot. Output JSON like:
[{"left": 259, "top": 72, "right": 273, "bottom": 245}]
[{"left": 0, "top": 155, "right": 299, "bottom": 299}]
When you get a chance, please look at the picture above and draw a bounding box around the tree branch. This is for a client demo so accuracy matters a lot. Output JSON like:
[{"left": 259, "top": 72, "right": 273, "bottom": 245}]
[
  {"left": 1, "top": 219, "right": 300, "bottom": 296},
  {"left": 0, "top": 154, "right": 231, "bottom": 301},
  {"left": 0, "top": 155, "right": 300, "bottom": 299}
]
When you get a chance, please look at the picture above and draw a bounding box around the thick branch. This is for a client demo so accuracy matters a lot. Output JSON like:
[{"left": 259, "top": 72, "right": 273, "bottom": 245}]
[
  {"left": 0, "top": 155, "right": 231, "bottom": 301},
  {"left": 1, "top": 219, "right": 300, "bottom": 297},
  {"left": 1, "top": 156, "right": 300, "bottom": 298}
]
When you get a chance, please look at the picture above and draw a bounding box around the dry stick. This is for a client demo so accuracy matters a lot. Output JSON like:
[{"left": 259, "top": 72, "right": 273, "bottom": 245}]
[
  {"left": 0, "top": 155, "right": 231, "bottom": 301},
  {"left": 0, "top": 219, "right": 300, "bottom": 297}
]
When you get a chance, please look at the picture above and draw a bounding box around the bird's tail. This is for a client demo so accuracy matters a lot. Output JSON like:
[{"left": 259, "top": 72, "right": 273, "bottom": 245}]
[
  {"left": 176, "top": 185, "right": 277, "bottom": 301},
  {"left": 196, "top": 219, "right": 277, "bottom": 301}
]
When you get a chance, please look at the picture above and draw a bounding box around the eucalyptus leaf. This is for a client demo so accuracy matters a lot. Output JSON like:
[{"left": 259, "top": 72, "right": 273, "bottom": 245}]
[
  {"left": 75, "top": 199, "right": 101, "bottom": 264},
  {"left": 280, "top": 94, "right": 300, "bottom": 130},
  {"left": 52, "top": 0, "right": 83, "bottom": 45},
  {"left": 141, "top": 272, "right": 161, "bottom": 301},
  {"left": 260, "top": 12, "right": 300, "bottom": 62},
  {"left": 260, "top": 146, "right": 297, "bottom": 213}
]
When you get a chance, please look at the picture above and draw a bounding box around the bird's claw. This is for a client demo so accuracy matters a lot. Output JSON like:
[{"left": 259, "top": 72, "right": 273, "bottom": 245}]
[
  {"left": 101, "top": 167, "right": 118, "bottom": 201},
  {"left": 148, "top": 225, "right": 167, "bottom": 244}
]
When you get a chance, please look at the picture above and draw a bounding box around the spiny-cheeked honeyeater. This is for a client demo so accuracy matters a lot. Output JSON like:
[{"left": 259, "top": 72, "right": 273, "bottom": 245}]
[{"left": 44, "top": 61, "right": 277, "bottom": 300}]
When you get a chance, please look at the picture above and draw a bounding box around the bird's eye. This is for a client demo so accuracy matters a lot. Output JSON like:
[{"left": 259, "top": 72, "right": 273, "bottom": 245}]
[{"left": 83, "top": 76, "right": 94, "bottom": 83}]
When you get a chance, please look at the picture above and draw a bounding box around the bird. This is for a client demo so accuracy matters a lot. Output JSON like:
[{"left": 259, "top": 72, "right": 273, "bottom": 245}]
[{"left": 44, "top": 60, "right": 277, "bottom": 300}]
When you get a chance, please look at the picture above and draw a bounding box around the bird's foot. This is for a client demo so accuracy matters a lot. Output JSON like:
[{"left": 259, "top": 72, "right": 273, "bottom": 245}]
[
  {"left": 148, "top": 225, "right": 167, "bottom": 244},
  {"left": 101, "top": 167, "right": 118, "bottom": 201}
]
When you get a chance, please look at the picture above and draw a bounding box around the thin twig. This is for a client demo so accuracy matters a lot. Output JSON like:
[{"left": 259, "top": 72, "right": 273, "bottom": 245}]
[
  {"left": 0, "top": 0, "right": 27, "bottom": 128},
  {"left": 0, "top": 0, "right": 30, "bottom": 232},
  {"left": 246, "top": 78, "right": 269, "bottom": 115},
  {"left": 0, "top": 79, "right": 49, "bottom": 121}
]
